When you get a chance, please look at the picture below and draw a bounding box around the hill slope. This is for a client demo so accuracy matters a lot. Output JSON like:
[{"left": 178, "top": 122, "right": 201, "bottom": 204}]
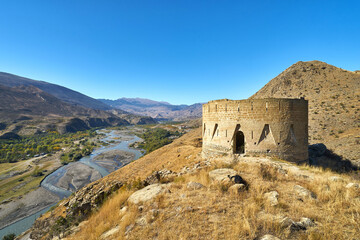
[
  {"left": 251, "top": 60, "right": 360, "bottom": 165},
  {"left": 99, "top": 98, "right": 202, "bottom": 121},
  {"left": 0, "top": 85, "right": 105, "bottom": 121},
  {"left": 0, "top": 72, "right": 111, "bottom": 110},
  {"left": 26, "top": 128, "right": 360, "bottom": 240}
]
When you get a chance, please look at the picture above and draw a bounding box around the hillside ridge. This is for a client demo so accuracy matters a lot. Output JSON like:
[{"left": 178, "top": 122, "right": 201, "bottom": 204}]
[{"left": 0, "top": 72, "right": 111, "bottom": 110}]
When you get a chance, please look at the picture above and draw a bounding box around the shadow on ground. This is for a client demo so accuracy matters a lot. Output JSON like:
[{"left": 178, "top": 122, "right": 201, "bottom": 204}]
[{"left": 308, "top": 143, "right": 358, "bottom": 173}]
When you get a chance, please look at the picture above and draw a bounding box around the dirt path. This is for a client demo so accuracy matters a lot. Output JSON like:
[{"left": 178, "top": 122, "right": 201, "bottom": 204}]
[{"left": 0, "top": 155, "right": 45, "bottom": 176}]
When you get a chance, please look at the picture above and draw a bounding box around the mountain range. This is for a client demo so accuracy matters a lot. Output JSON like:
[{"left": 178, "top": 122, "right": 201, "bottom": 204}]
[
  {"left": 0, "top": 73, "right": 156, "bottom": 137},
  {"left": 99, "top": 98, "right": 203, "bottom": 121}
]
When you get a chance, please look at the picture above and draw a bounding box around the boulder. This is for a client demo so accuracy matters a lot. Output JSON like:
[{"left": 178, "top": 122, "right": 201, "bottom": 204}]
[
  {"left": 346, "top": 183, "right": 359, "bottom": 189},
  {"left": 308, "top": 143, "right": 327, "bottom": 157},
  {"left": 278, "top": 216, "right": 295, "bottom": 228},
  {"left": 328, "top": 176, "right": 344, "bottom": 182},
  {"left": 187, "top": 181, "right": 205, "bottom": 190},
  {"left": 135, "top": 216, "right": 148, "bottom": 226},
  {"left": 298, "top": 217, "right": 315, "bottom": 228},
  {"left": 119, "top": 206, "right": 128, "bottom": 215},
  {"left": 293, "top": 185, "right": 316, "bottom": 199},
  {"left": 144, "top": 169, "right": 176, "bottom": 185},
  {"left": 264, "top": 191, "right": 279, "bottom": 206},
  {"left": 208, "top": 168, "right": 237, "bottom": 182},
  {"left": 100, "top": 226, "right": 120, "bottom": 239},
  {"left": 345, "top": 182, "right": 360, "bottom": 199},
  {"left": 260, "top": 234, "right": 281, "bottom": 240},
  {"left": 257, "top": 211, "right": 294, "bottom": 228},
  {"left": 228, "top": 184, "right": 246, "bottom": 194},
  {"left": 128, "top": 184, "right": 166, "bottom": 204}
]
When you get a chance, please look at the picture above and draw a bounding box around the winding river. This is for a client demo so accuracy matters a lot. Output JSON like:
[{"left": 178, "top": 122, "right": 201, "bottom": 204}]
[{"left": 0, "top": 129, "right": 143, "bottom": 239}]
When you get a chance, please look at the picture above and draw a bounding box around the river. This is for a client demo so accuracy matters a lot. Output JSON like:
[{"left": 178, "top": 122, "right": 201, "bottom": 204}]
[{"left": 0, "top": 129, "right": 143, "bottom": 239}]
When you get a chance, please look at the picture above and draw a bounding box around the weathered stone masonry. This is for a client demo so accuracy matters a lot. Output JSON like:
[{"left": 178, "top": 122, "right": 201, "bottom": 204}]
[{"left": 202, "top": 98, "right": 308, "bottom": 162}]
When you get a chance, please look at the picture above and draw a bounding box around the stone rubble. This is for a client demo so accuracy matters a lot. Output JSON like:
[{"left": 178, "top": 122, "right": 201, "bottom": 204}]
[
  {"left": 208, "top": 168, "right": 237, "bottom": 182},
  {"left": 128, "top": 184, "right": 168, "bottom": 205},
  {"left": 228, "top": 184, "right": 246, "bottom": 194},
  {"left": 186, "top": 181, "right": 205, "bottom": 190},
  {"left": 293, "top": 185, "right": 317, "bottom": 199},
  {"left": 264, "top": 191, "right": 279, "bottom": 206},
  {"left": 260, "top": 234, "right": 281, "bottom": 240}
]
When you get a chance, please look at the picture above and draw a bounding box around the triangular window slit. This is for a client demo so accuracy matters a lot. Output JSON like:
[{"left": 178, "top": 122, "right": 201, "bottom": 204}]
[
  {"left": 212, "top": 124, "right": 218, "bottom": 139},
  {"left": 258, "top": 124, "right": 276, "bottom": 145},
  {"left": 286, "top": 124, "right": 297, "bottom": 145}
]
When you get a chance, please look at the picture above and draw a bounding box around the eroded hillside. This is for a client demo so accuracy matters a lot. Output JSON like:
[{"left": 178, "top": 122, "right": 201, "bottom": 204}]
[{"left": 251, "top": 61, "right": 360, "bottom": 165}]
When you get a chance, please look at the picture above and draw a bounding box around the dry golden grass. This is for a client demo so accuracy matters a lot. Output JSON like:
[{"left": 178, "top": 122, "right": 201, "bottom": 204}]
[
  {"left": 69, "top": 158, "right": 359, "bottom": 240},
  {"left": 67, "top": 188, "right": 135, "bottom": 240}
]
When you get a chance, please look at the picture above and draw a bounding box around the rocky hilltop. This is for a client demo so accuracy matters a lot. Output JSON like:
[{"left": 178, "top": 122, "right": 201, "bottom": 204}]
[
  {"left": 251, "top": 61, "right": 360, "bottom": 166},
  {"left": 24, "top": 127, "right": 360, "bottom": 240},
  {"left": 99, "top": 97, "right": 203, "bottom": 121}
]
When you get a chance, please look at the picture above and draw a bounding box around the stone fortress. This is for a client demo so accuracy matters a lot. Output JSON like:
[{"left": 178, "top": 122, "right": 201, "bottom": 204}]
[{"left": 202, "top": 98, "right": 308, "bottom": 162}]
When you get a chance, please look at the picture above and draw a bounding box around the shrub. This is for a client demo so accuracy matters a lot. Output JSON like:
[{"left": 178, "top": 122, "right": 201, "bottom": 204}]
[{"left": 2, "top": 233, "right": 16, "bottom": 240}]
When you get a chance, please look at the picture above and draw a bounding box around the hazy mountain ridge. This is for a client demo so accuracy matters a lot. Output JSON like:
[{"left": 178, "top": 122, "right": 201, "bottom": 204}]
[
  {"left": 99, "top": 98, "right": 203, "bottom": 121},
  {"left": 0, "top": 72, "right": 111, "bottom": 110},
  {"left": 251, "top": 60, "right": 360, "bottom": 164}
]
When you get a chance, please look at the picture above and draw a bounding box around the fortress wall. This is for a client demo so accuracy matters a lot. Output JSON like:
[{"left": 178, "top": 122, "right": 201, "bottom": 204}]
[{"left": 202, "top": 98, "right": 308, "bottom": 162}]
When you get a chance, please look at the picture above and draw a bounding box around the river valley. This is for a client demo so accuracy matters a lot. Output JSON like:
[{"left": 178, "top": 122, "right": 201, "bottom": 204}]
[{"left": 0, "top": 128, "right": 143, "bottom": 239}]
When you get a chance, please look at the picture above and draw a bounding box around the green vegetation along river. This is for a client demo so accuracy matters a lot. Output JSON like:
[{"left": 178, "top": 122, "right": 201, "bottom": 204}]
[{"left": 0, "top": 129, "right": 143, "bottom": 239}]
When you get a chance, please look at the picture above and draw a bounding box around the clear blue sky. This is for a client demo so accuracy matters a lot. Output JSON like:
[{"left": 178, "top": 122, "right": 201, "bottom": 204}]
[{"left": 0, "top": 1, "right": 359, "bottom": 105}]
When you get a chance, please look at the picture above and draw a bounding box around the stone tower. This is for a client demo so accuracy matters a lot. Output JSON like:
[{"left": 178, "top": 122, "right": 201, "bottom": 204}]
[{"left": 202, "top": 98, "right": 308, "bottom": 162}]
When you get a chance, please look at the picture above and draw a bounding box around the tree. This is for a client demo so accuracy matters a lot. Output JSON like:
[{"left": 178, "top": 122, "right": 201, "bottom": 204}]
[{"left": 2, "top": 233, "right": 16, "bottom": 240}]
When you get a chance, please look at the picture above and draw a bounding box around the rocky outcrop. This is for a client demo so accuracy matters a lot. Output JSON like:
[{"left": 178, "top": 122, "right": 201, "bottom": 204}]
[
  {"left": 309, "top": 144, "right": 357, "bottom": 172},
  {"left": 186, "top": 182, "right": 205, "bottom": 190},
  {"left": 128, "top": 184, "right": 167, "bottom": 205},
  {"left": 260, "top": 235, "right": 281, "bottom": 240},
  {"left": 228, "top": 184, "right": 246, "bottom": 194},
  {"left": 29, "top": 180, "right": 123, "bottom": 240},
  {"left": 258, "top": 211, "right": 315, "bottom": 233},
  {"left": 208, "top": 168, "right": 237, "bottom": 182},
  {"left": 293, "top": 185, "right": 316, "bottom": 200},
  {"left": 143, "top": 169, "right": 177, "bottom": 185},
  {"left": 264, "top": 191, "right": 279, "bottom": 206}
]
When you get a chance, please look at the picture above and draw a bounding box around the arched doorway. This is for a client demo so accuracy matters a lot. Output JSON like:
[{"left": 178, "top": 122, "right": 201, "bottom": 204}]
[{"left": 234, "top": 131, "right": 245, "bottom": 154}]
